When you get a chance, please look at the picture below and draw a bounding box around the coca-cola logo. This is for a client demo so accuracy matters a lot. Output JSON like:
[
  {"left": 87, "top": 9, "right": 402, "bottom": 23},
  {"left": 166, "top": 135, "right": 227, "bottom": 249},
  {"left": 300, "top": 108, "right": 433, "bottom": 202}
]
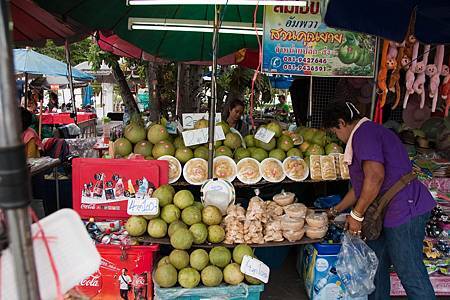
[
  {"left": 80, "top": 203, "right": 96, "bottom": 210},
  {"left": 76, "top": 271, "right": 102, "bottom": 298}
]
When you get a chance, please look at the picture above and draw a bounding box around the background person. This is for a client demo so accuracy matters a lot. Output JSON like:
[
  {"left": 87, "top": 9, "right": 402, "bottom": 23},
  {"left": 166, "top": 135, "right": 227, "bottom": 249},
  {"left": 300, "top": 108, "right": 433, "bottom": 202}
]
[
  {"left": 275, "top": 94, "right": 289, "bottom": 122},
  {"left": 21, "top": 107, "right": 42, "bottom": 158},
  {"left": 323, "top": 101, "right": 435, "bottom": 300},
  {"left": 223, "top": 98, "right": 249, "bottom": 136},
  {"left": 119, "top": 268, "right": 131, "bottom": 300}
]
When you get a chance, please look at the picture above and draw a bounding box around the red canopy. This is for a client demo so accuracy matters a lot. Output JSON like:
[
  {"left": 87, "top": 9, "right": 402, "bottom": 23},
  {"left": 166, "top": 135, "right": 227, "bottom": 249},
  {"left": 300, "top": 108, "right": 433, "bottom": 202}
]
[{"left": 11, "top": 0, "right": 87, "bottom": 46}]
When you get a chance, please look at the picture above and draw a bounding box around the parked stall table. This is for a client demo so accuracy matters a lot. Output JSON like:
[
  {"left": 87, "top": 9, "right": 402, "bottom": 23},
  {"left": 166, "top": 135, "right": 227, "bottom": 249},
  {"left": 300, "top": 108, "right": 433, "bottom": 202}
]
[
  {"left": 40, "top": 112, "right": 96, "bottom": 125},
  {"left": 28, "top": 157, "right": 62, "bottom": 210}
]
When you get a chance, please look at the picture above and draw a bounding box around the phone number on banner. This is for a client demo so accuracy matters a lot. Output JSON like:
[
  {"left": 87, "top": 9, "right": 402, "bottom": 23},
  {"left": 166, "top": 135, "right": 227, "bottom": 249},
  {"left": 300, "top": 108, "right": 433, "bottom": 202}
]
[
  {"left": 282, "top": 64, "right": 329, "bottom": 72},
  {"left": 283, "top": 56, "right": 329, "bottom": 64}
]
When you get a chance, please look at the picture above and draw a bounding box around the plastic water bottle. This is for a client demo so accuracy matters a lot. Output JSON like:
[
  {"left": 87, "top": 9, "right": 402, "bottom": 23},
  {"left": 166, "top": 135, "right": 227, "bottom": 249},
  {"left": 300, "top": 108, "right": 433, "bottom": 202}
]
[{"left": 123, "top": 107, "right": 130, "bottom": 126}]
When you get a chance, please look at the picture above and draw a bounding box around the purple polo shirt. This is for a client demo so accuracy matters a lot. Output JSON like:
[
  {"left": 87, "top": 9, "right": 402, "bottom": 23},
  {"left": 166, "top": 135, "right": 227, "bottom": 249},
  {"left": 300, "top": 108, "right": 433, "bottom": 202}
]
[{"left": 349, "top": 121, "right": 435, "bottom": 228}]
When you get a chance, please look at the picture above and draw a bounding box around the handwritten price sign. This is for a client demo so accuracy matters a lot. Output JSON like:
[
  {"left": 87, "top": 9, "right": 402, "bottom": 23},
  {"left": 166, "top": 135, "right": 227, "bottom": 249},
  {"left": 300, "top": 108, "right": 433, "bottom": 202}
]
[
  {"left": 240, "top": 255, "right": 270, "bottom": 283},
  {"left": 182, "top": 113, "right": 222, "bottom": 129},
  {"left": 254, "top": 127, "right": 275, "bottom": 144},
  {"left": 182, "top": 126, "right": 225, "bottom": 147},
  {"left": 127, "top": 197, "right": 159, "bottom": 216}
]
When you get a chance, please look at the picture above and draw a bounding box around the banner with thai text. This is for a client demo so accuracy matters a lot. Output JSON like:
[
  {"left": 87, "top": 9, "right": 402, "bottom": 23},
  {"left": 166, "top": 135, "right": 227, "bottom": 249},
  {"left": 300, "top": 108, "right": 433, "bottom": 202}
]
[{"left": 262, "top": 1, "right": 377, "bottom": 77}]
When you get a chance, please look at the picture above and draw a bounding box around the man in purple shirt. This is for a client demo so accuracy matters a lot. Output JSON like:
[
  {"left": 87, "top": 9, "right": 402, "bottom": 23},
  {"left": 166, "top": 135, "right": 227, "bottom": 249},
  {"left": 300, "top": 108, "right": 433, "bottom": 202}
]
[{"left": 323, "top": 102, "right": 435, "bottom": 300}]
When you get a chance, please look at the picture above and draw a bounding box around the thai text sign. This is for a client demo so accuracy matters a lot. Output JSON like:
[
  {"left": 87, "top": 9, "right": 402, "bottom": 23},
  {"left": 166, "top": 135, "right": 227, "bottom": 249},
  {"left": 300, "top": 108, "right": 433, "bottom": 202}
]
[{"left": 262, "top": 1, "right": 376, "bottom": 77}]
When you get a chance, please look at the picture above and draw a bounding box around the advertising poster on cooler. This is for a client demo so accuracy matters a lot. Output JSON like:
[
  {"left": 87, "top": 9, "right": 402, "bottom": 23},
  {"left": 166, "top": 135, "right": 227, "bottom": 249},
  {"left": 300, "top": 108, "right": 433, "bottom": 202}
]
[{"left": 262, "top": 1, "right": 377, "bottom": 77}]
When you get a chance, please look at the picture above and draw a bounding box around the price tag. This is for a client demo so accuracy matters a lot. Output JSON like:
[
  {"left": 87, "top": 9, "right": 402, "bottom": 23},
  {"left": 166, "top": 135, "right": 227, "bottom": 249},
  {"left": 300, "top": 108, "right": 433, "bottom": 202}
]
[
  {"left": 240, "top": 255, "right": 270, "bottom": 284},
  {"left": 182, "top": 126, "right": 225, "bottom": 147},
  {"left": 127, "top": 197, "right": 159, "bottom": 216},
  {"left": 254, "top": 127, "right": 275, "bottom": 144},
  {"left": 182, "top": 113, "right": 221, "bottom": 129}
]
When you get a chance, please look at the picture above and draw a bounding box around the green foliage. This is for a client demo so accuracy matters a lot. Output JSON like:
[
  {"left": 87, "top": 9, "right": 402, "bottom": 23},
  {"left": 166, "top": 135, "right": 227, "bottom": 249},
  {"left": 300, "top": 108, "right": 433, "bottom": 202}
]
[{"left": 33, "top": 38, "right": 93, "bottom": 66}]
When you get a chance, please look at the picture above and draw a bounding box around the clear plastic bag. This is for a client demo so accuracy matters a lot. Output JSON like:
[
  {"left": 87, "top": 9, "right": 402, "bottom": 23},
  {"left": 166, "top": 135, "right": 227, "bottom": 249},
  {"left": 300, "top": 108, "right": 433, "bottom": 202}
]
[{"left": 336, "top": 232, "right": 379, "bottom": 297}]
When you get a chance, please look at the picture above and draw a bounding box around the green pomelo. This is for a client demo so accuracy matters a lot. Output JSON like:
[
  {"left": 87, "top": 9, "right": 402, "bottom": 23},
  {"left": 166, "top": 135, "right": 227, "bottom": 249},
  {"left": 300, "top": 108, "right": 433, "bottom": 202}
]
[
  {"left": 161, "top": 204, "right": 181, "bottom": 224},
  {"left": 153, "top": 184, "right": 175, "bottom": 207},
  {"left": 269, "top": 149, "right": 286, "bottom": 161},
  {"left": 124, "top": 123, "right": 146, "bottom": 144},
  {"left": 234, "top": 147, "right": 251, "bottom": 161},
  {"left": 147, "top": 218, "right": 168, "bottom": 238},
  {"left": 255, "top": 137, "right": 276, "bottom": 151},
  {"left": 193, "top": 201, "right": 204, "bottom": 210},
  {"left": 208, "top": 225, "right": 225, "bottom": 243},
  {"left": 152, "top": 140, "right": 175, "bottom": 158},
  {"left": 311, "top": 130, "right": 326, "bottom": 146},
  {"left": 223, "top": 263, "right": 244, "bottom": 285},
  {"left": 178, "top": 268, "right": 200, "bottom": 288},
  {"left": 216, "top": 121, "right": 230, "bottom": 135},
  {"left": 305, "top": 144, "right": 325, "bottom": 156},
  {"left": 202, "top": 205, "right": 223, "bottom": 225},
  {"left": 194, "top": 118, "right": 209, "bottom": 129},
  {"left": 173, "top": 136, "right": 186, "bottom": 149},
  {"left": 215, "top": 140, "right": 222, "bottom": 148},
  {"left": 299, "top": 141, "right": 310, "bottom": 153},
  {"left": 142, "top": 209, "right": 159, "bottom": 220},
  {"left": 303, "top": 128, "right": 318, "bottom": 142},
  {"left": 170, "top": 228, "right": 194, "bottom": 250},
  {"left": 168, "top": 220, "right": 188, "bottom": 237},
  {"left": 245, "top": 274, "right": 262, "bottom": 285},
  {"left": 224, "top": 132, "right": 242, "bottom": 149},
  {"left": 181, "top": 206, "right": 202, "bottom": 226},
  {"left": 147, "top": 124, "right": 169, "bottom": 144},
  {"left": 190, "top": 249, "right": 209, "bottom": 271},
  {"left": 133, "top": 140, "right": 153, "bottom": 157},
  {"left": 194, "top": 146, "right": 209, "bottom": 160},
  {"left": 244, "top": 135, "right": 256, "bottom": 147},
  {"left": 124, "top": 216, "right": 147, "bottom": 237},
  {"left": 209, "top": 246, "right": 232, "bottom": 268},
  {"left": 173, "top": 190, "right": 195, "bottom": 209},
  {"left": 232, "top": 244, "right": 254, "bottom": 264},
  {"left": 175, "top": 147, "right": 194, "bottom": 164},
  {"left": 287, "top": 148, "right": 303, "bottom": 157},
  {"left": 201, "top": 265, "right": 223, "bottom": 287},
  {"left": 145, "top": 155, "right": 154, "bottom": 160},
  {"left": 215, "top": 145, "right": 233, "bottom": 158},
  {"left": 189, "top": 223, "right": 208, "bottom": 244},
  {"left": 154, "top": 264, "right": 178, "bottom": 288},
  {"left": 169, "top": 249, "right": 190, "bottom": 270},
  {"left": 325, "top": 143, "right": 343, "bottom": 154},
  {"left": 277, "top": 135, "right": 294, "bottom": 151},
  {"left": 266, "top": 121, "right": 282, "bottom": 138},
  {"left": 114, "top": 138, "right": 132, "bottom": 157},
  {"left": 251, "top": 148, "right": 268, "bottom": 162},
  {"left": 157, "top": 256, "right": 171, "bottom": 268}
]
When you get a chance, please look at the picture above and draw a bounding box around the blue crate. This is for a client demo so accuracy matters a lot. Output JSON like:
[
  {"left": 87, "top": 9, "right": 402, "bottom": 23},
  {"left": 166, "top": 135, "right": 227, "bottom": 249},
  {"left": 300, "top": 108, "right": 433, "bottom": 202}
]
[{"left": 154, "top": 283, "right": 264, "bottom": 300}]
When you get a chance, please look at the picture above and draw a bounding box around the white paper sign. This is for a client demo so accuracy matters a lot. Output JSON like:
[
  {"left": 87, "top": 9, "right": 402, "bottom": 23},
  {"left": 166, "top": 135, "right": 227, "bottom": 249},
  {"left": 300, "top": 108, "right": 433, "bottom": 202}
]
[
  {"left": 182, "top": 113, "right": 221, "bottom": 129},
  {"left": 254, "top": 127, "right": 275, "bottom": 144},
  {"left": 182, "top": 126, "right": 225, "bottom": 147},
  {"left": 127, "top": 197, "right": 159, "bottom": 216},
  {"left": 240, "top": 255, "right": 270, "bottom": 284}
]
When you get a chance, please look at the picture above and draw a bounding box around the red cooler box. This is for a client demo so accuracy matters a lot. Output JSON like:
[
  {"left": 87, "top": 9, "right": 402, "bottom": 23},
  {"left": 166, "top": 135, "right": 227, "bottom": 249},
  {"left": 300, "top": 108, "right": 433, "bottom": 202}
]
[{"left": 72, "top": 159, "right": 168, "bottom": 299}]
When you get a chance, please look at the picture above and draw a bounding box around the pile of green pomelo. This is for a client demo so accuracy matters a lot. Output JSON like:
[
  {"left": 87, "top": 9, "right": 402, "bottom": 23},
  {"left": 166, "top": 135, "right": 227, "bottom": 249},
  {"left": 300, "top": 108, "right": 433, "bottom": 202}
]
[{"left": 108, "top": 116, "right": 344, "bottom": 164}]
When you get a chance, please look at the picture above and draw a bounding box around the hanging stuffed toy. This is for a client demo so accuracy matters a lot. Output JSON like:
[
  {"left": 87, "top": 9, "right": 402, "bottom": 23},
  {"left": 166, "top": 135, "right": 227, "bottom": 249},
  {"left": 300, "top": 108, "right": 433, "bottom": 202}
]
[
  {"left": 427, "top": 45, "right": 444, "bottom": 112},
  {"left": 403, "top": 40, "right": 420, "bottom": 109},
  {"left": 441, "top": 56, "right": 450, "bottom": 116},
  {"left": 377, "top": 40, "right": 389, "bottom": 107},
  {"left": 389, "top": 42, "right": 405, "bottom": 110},
  {"left": 403, "top": 35, "right": 417, "bottom": 64},
  {"left": 413, "top": 44, "right": 430, "bottom": 109}
]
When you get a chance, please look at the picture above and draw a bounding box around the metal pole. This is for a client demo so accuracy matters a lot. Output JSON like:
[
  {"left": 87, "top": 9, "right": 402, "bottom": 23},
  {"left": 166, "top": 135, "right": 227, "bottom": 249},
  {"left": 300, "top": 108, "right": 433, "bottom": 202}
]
[
  {"left": 24, "top": 72, "right": 28, "bottom": 107},
  {"left": 176, "top": 62, "right": 182, "bottom": 119},
  {"left": 370, "top": 37, "right": 381, "bottom": 120},
  {"left": 0, "top": 1, "right": 40, "bottom": 299},
  {"left": 207, "top": 5, "right": 220, "bottom": 178},
  {"left": 307, "top": 76, "right": 313, "bottom": 127},
  {"left": 64, "top": 40, "right": 77, "bottom": 124}
]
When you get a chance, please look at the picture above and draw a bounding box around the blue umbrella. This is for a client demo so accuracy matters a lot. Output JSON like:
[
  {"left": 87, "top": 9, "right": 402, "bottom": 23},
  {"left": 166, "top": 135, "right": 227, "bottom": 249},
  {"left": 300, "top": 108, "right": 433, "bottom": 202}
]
[
  {"left": 82, "top": 85, "right": 93, "bottom": 106},
  {"left": 269, "top": 76, "right": 294, "bottom": 90},
  {"left": 324, "top": 0, "right": 450, "bottom": 44},
  {"left": 13, "top": 48, "right": 94, "bottom": 81}
]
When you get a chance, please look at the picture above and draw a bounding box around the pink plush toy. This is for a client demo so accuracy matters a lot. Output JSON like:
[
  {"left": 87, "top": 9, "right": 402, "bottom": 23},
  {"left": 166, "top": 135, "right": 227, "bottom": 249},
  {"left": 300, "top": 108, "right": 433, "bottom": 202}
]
[
  {"left": 413, "top": 44, "right": 430, "bottom": 109},
  {"left": 428, "top": 45, "right": 444, "bottom": 112},
  {"left": 403, "top": 41, "right": 419, "bottom": 109},
  {"left": 387, "top": 41, "right": 399, "bottom": 60}
]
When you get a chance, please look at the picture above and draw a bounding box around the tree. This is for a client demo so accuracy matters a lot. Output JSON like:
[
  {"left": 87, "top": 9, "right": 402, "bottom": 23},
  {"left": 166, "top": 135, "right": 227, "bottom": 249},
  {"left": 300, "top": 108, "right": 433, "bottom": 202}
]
[{"left": 33, "top": 39, "right": 92, "bottom": 66}]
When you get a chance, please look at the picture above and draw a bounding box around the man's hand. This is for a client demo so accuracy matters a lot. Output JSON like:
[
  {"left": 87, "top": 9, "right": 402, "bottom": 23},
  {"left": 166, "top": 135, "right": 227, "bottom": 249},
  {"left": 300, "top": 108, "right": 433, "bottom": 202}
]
[{"left": 345, "top": 215, "right": 362, "bottom": 236}]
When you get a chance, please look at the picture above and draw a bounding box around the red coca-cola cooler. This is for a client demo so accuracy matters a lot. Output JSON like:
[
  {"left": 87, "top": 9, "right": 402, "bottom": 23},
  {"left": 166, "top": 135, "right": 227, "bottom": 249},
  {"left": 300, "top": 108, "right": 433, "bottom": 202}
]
[{"left": 72, "top": 158, "right": 168, "bottom": 299}]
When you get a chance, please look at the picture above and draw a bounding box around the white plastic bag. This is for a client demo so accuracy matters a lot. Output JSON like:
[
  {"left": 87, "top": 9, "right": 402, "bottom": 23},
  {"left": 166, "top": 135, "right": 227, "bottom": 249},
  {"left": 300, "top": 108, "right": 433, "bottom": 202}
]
[{"left": 336, "top": 232, "right": 379, "bottom": 297}]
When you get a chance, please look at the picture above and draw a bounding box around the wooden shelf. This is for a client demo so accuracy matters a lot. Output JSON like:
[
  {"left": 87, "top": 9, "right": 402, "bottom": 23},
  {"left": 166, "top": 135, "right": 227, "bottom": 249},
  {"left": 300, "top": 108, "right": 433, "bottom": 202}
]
[
  {"left": 134, "top": 236, "right": 322, "bottom": 248},
  {"left": 171, "top": 178, "right": 348, "bottom": 188}
]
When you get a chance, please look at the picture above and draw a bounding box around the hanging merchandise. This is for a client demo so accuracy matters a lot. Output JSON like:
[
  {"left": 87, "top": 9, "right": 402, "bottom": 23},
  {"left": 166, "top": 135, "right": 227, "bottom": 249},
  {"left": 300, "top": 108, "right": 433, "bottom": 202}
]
[
  {"left": 376, "top": 40, "right": 389, "bottom": 107},
  {"left": 387, "top": 41, "right": 405, "bottom": 110},
  {"left": 441, "top": 55, "right": 450, "bottom": 116},
  {"left": 262, "top": 2, "right": 377, "bottom": 77},
  {"left": 403, "top": 39, "right": 420, "bottom": 109},
  {"left": 413, "top": 44, "right": 430, "bottom": 109},
  {"left": 427, "top": 45, "right": 444, "bottom": 112}
]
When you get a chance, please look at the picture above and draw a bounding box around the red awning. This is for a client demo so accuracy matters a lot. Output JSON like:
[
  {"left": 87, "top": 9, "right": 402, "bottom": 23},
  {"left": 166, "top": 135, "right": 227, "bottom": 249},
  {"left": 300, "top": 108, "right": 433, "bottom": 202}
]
[{"left": 11, "top": 0, "right": 87, "bottom": 47}]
